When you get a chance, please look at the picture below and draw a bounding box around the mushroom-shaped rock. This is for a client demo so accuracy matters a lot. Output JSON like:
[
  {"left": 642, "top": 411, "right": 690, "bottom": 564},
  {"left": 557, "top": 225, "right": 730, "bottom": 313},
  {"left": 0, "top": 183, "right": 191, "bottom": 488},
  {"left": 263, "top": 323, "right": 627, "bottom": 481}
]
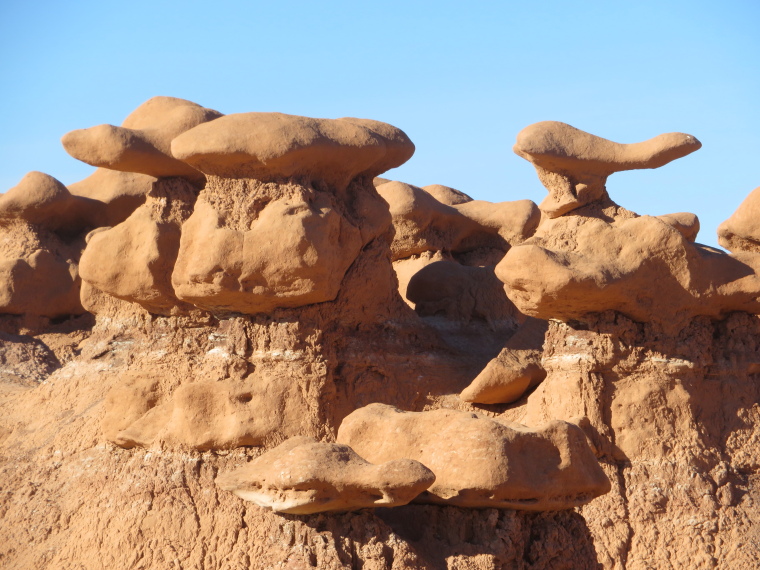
[
  {"left": 68, "top": 168, "right": 155, "bottom": 227},
  {"left": 378, "top": 181, "right": 539, "bottom": 260},
  {"left": 170, "top": 113, "right": 415, "bottom": 189},
  {"left": 460, "top": 317, "right": 548, "bottom": 404},
  {"left": 61, "top": 96, "right": 222, "bottom": 181},
  {"left": 216, "top": 437, "right": 436, "bottom": 514},
  {"left": 0, "top": 172, "right": 100, "bottom": 233},
  {"left": 718, "top": 187, "right": 760, "bottom": 253},
  {"left": 514, "top": 121, "right": 701, "bottom": 217},
  {"left": 337, "top": 404, "right": 610, "bottom": 510}
]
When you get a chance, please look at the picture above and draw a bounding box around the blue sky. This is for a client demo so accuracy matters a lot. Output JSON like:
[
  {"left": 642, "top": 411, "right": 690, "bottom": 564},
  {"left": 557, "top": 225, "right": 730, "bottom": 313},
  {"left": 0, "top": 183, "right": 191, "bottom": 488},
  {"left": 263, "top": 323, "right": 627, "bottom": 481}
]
[{"left": 1, "top": 0, "right": 758, "bottom": 247}]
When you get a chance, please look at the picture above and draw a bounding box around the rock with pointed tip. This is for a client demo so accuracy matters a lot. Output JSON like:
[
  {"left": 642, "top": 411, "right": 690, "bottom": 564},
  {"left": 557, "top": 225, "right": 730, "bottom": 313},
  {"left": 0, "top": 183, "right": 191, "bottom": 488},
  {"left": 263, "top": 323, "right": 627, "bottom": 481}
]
[
  {"left": 460, "top": 317, "right": 548, "bottom": 404},
  {"left": 216, "top": 436, "right": 436, "bottom": 514},
  {"left": 61, "top": 96, "right": 222, "bottom": 181},
  {"left": 514, "top": 121, "right": 701, "bottom": 217}
]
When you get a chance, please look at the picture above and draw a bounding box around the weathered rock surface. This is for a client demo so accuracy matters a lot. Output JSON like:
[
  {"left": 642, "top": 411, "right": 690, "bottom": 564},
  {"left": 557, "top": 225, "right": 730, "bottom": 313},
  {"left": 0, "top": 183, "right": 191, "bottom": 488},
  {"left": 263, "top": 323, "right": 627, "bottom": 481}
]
[
  {"left": 171, "top": 179, "right": 364, "bottom": 315},
  {"left": 378, "top": 180, "right": 539, "bottom": 260},
  {"left": 3, "top": 107, "right": 760, "bottom": 570},
  {"left": 79, "top": 178, "right": 196, "bottom": 315},
  {"left": 337, "top": 403, "right": 611, "bottom": 510},
  {"left": 67, "top": 167, "right": 155, "bottom": 227},
  {"left": 62, "top": 96, "right": 222, "bottom": 181},
  {"left": 497, "top": 199, "right": 760, "bottom": 333},
  {"left": 460, "top": 317, "right": 547, "bottom": 404},
  {"left": 216, "top": 436, "right": 436, "bottom": 514},
  {"left": 718, "top": 185, "right": 760, "bottom": 253},
  {"left": 515, "top": 121, "right": 701, "bottom": 217}
]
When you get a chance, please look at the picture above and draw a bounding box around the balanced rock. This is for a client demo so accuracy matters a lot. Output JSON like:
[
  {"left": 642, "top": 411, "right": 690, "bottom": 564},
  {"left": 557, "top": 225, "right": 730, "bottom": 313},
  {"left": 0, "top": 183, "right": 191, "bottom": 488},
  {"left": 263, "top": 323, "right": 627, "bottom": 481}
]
[
  {"left": 216, "top": 436, "right": 436, "bottom": 514},
  {"left": 460, "top": 317, "right": 548, "bottom": 404},
  {"left": 514, "top": 121, "right": 701, "bottom": 217},
  {"left": 62, "top": 96, "right": 222, "bottom": 181},
  {"left": 718, "top": 186, "right": 760, "bottom": 253},
  {"left": 337, "top": 403, "right": 610, "bottom": 510},
  {"left": 170, "top": 113, "right": 415, "bottom": 190}
]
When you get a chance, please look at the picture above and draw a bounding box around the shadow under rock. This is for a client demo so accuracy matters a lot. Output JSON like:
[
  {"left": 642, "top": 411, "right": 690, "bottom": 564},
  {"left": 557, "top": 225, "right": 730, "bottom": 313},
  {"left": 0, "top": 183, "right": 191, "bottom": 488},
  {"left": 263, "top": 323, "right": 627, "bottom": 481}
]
[{"left": 289, "top": 504, "right": 601, "bottom": 570}]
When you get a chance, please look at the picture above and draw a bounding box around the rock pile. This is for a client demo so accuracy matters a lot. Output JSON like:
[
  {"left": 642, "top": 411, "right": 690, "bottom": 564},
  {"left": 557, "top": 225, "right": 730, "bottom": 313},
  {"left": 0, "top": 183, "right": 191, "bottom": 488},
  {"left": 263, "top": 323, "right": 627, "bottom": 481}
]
[{"left": 1, "top": 102, "right": 760, "bottom": 569}]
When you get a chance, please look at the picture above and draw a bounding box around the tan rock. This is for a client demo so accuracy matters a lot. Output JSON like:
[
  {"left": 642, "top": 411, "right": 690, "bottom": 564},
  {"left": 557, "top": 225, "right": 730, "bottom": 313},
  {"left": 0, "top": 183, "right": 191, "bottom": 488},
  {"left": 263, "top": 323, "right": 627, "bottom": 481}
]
[
  {"left": 78, "top": 178, "right": 196, "bottom": 315},
  {"left": 216, "top": 436, "right": 436, "bottom": 514},
  {"left": 656, "top": 212, "right": 700, "bottom": 242},
  {"left": 460, "top": 317, "right": 548, "bottom": 404},
  {"left": 170, "top": 113, "right": 414, "bottom": 190},
  {"left": 497, "top": 210, "right": 760, "bottom": 333},
  {"left": 171, "top": 180, "right": 363, "bottom": 314},
  {"left": 421, "top": 184, "right": 473, "bottom": 205},
  {"left": 718, "top": 186, "right": 760, "bottom": 253},
  {"left": 61, "top": 96, "right": 222, "bottom": 181},
  {"left": 68, "top": 168, "right": 155, "bottom": 227},
  {"left": 514, "top": 121, "right": 701, "bottom": 217},
  {"left": 406, "top": 260, "right": 517, "bottom": 324},
  {"left": 337, "top": 403, "right": 610, "bottom": 510},
  {"left": 0, "top": 172, "right": 99, "bottom": 233},
  {"left": 378, "top": 181, "right": 539, "bottom": 260},
  {"left": 0, "top": 220, "right": 84, "bottom": 317}
]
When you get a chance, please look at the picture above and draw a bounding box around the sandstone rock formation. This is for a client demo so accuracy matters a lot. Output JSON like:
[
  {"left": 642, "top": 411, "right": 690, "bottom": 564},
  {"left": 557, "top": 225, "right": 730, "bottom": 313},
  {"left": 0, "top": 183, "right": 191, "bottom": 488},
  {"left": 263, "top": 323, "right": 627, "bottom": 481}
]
[
  {"left": 337, "top": 403, "right": 610, "bottom": 510},
  {"left": 2, "top": 108, "right": 760, "bottom": 569},
  {"left": 460, "top": 317, "right": 547, "bottom": 404},
  {"left": 718, "top": 185, "right": 760, "bottom": 253},
  {"left": 216, "top": 436, "right": 436, "bottom": 514},
  {"left": 514, "top": 121, "right": 701, "bottom": 217},
  {"left": 62, "top": 96, "right": 223, "bottom": 182}
]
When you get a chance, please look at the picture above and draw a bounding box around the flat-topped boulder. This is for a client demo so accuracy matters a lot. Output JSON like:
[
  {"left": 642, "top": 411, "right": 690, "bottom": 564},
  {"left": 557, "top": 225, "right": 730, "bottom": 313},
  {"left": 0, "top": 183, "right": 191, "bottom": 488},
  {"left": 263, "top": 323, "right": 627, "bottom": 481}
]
[
  {"left": 61, "top": 96, "right": 222, "bottom": 181},
  {"left": 216, "top": 437, "right": 436, "bottom": 514},
  {"left": 514, "top": 121, "right": 701, "bottom": 217},
  {"left": 337, "top": 404, "right": 610, "bottom": 510},
  {"left": 170, "top": 113, "right": 415, "bottom": 189}
]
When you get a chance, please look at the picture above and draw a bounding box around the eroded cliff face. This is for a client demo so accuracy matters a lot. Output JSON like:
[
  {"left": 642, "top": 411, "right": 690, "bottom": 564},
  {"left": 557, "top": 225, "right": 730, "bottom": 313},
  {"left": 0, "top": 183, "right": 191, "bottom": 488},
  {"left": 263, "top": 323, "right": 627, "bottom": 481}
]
[{"left": 1, "top": 101, "right": 759, "bottom": 569}]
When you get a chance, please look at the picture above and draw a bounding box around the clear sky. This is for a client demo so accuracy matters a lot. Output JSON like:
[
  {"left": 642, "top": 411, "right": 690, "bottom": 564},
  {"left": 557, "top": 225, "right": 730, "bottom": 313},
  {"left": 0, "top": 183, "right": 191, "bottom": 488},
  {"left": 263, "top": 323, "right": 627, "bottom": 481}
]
[{"left": 1, "top": 0, "right": 758, "bottom": 248}]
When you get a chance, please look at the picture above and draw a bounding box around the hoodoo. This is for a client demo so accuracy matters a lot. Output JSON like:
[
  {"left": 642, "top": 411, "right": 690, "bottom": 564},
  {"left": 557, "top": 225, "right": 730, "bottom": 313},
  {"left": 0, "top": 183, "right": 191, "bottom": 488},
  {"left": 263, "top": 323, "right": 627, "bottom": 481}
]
[{"left": 1, "top": 107, "right": 759, "bottom": 569}]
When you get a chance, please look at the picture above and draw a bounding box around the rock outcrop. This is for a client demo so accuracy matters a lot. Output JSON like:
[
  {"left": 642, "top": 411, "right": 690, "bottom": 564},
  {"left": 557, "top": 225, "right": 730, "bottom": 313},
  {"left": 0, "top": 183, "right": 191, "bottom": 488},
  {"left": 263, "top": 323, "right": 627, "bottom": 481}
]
[
  {"left": 337, "top": 403, "right": 610, "bottom": 510},
  {"left": 2, "top": 109, "right": 760, "bottom": 570},
  {"left": 216, "top": 436, "right": 436, "bottom": 514},
  {"left": 514, "top": 121, "right": 701, "bottom": 217},
  {"left": 718, "top": 185, "right": 760, "bottom": 253}
]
